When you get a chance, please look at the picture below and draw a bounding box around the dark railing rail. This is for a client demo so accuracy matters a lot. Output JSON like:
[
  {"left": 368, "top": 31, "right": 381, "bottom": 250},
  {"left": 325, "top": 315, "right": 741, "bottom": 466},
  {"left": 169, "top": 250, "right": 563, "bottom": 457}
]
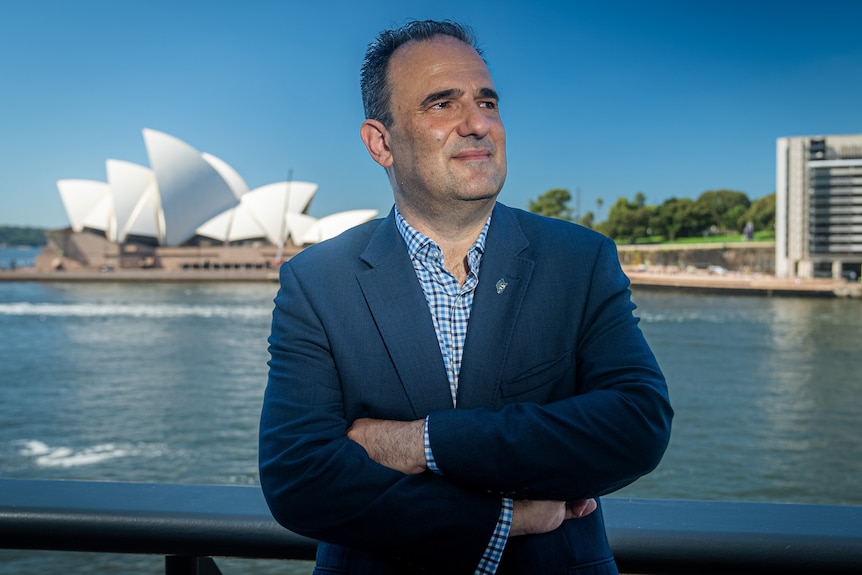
[{"left": 2, "top": 478, "right": 861, "bottom": 574}]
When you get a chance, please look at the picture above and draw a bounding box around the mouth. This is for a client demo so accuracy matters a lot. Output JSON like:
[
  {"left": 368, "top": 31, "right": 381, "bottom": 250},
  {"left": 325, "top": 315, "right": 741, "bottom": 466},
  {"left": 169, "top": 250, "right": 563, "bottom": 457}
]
[{"left": 452, "top": 148, "right": 492, "bottom": 161}]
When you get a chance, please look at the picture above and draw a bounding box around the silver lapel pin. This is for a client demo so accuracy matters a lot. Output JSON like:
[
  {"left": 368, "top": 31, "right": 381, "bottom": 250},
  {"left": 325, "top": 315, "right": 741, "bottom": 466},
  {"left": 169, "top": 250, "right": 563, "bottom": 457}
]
[{"left": 495, "top": 278, "right": 508, "bottom": 294}]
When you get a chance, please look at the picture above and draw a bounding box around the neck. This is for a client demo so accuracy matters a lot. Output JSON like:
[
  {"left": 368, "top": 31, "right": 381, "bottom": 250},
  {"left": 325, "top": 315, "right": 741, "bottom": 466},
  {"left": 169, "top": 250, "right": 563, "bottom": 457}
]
[
  {"left": 396, "top": 199, "right": 493, "bottom": 285},
  {"left": 397, "top": 199, "right": 492, "bottom": 247}
]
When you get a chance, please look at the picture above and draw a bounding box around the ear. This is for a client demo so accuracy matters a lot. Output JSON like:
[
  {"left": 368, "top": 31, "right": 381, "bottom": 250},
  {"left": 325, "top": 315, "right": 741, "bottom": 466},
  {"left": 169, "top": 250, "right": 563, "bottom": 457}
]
[{"left": 360, "top": 119, "right": 394, "bottom": 168}]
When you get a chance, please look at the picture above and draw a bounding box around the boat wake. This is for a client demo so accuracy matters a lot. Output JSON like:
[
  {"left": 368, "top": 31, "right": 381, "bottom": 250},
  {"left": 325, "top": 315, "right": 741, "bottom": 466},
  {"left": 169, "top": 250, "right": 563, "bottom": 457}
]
[
  {"left": 17, "top": 439, "right": 163, "bottom": 468},
  {"left": 0, "top": 302, "right": 268, "bottom": 320}
]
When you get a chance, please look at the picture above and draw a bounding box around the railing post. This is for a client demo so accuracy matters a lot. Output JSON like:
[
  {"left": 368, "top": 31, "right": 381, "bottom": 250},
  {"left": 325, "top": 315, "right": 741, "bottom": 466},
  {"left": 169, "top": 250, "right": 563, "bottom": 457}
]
[{"left": 165, "top": 556, "right": 223, "bottom": 575}]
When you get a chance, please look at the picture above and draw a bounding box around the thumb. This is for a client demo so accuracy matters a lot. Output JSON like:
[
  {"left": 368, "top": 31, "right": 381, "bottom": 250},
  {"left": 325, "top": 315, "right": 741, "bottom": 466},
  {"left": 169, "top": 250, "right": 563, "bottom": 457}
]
[{"left": 567, "top": 498, "right": 597, "bottom": 519}]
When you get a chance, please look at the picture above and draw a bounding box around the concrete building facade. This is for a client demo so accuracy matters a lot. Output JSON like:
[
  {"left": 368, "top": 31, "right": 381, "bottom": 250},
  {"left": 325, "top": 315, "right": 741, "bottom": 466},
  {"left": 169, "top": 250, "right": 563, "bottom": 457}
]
[{"left": 775, "top": 134, "right": 862, "bottom": 279}]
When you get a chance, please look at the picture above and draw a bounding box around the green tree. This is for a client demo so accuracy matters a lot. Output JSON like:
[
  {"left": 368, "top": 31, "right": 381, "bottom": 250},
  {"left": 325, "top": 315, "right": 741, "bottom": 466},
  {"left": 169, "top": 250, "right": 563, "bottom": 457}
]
[
  {"left": 651, "top": 198, "right": 713, "bottom": 240},
  {"left": 695, "top": 189, "right": 751, "bottom": 233},
  {"left": 528, "top": 188, "right": 573, "bottom": 220},
  {"left": 0, "top": 226, "right": 47, "bottom": 246},
  {"left": 723, "top": 204, "right": 748, "bottom": 231},
  {"left": 577, "top": 211, "right": 595, "bottom": 229},
  {"left": 739, "top": 193, "right": 776, "bottom": 235},
  {"left": 603, "top": 195, "right": 654, "bottom": 242}
]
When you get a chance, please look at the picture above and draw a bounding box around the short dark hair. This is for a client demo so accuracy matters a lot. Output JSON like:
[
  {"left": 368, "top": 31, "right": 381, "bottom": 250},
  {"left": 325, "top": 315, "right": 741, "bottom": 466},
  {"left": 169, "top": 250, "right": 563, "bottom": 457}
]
[{"left": 360, "top": 20, "right": 482, "bottom": 128}]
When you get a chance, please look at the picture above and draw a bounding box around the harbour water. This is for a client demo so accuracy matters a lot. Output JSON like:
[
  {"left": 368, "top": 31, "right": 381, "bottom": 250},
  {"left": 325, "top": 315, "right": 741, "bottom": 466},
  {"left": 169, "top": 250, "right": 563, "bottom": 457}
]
[
  {"left": 1, "top": 274, "right": 861, "bottom": 573},
  {"left": 0, "top": 246, "right": 40, "bottom": 270}
]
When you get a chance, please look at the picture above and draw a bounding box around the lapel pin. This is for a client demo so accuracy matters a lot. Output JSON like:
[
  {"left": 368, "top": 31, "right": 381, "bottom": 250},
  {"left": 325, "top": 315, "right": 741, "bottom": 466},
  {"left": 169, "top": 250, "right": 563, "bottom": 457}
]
[{"left": 495, "top": 278, "right": 508, "bottom": 294}]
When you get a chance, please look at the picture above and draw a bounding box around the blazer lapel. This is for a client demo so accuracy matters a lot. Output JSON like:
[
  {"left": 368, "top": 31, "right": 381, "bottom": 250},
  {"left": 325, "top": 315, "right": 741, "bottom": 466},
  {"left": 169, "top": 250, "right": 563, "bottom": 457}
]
[
  {"left": 457, "top": 205, "right": 534, "bottom": 409},
  {"left": 356, "top": 211, "right": 454, "bottom": 417}
]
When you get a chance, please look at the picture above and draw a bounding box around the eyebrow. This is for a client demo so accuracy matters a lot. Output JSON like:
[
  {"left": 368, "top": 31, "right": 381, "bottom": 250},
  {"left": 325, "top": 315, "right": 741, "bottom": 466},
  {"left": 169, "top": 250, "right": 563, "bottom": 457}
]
[
  {"left": 419, "top": 87, "right": 500, "bottom": 108},
  {"left": 478, "top": 87, "right": 500, "bottom": 101}
]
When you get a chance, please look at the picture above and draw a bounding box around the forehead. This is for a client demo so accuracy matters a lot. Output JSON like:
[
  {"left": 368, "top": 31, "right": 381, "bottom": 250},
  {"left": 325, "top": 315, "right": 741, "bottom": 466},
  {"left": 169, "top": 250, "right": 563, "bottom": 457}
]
[{"left": 387, "top": 36, "right": 494, "bottom": 99}]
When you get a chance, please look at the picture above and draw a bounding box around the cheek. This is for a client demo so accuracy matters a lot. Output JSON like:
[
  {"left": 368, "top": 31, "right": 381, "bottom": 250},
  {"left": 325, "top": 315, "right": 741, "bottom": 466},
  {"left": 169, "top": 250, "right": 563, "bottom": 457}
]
[
  {"left": 494, "top": 126, "right": 507, "bottom": 162},
  {"left": 494, "top": 122, "right": 507, "bottom": 145},
  {"left": 428, "top": 126, "right": 450, "bottom": 147},
  {"left": 412, "top": 117, "right": 451, "bottom": 143}
]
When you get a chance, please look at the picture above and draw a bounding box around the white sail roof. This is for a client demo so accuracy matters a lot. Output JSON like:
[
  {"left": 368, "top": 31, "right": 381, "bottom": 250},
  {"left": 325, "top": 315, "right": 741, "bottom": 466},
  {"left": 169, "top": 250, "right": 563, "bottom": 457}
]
[
  {"left": 194, "top": 208, "right": 234, "bottom": 243},
  {"left": 241, "top": 181, "right": 319, "bottom": 246},
  {"left": 202, "top": 152, "right": 249, "bottom": 200},
  {"left": 57, "top": 179, "right": 112, "bottom": 233},
  {"left": 106, "top": 160, "right": 159, "bottom": 243},
  {"left": 285, "top": 212, "right": 319, "bottom": 247},
  {"left": 56, "top": 129, "right": 376, "bottom": 250},
  {"left": 80, "top": 193, "right": 114, "bottom": 235},
  {"left": 125, "top": 183, "right": 163, "bottom": 242},
  {"left": 143, "top": 129, "right": 239, "bottom": 246},
  {"left": 298, "top": 209, "right": 379, "bottom": 245},
  {"left": 195, "top": 203, "right": 268, "bottom": 243}
]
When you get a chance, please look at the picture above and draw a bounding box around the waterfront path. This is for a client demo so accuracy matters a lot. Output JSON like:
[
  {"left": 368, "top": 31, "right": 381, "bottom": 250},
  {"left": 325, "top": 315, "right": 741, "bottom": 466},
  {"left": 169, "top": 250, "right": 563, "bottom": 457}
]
[
  {"left": 0, "top": 268, "right": 279, "bottom": 282},
  {"left": 625, "top": 268, "right": 862, "bottom": 298},
  {"left": 1, "top": 266, "right": 860, "bottom": 297}
]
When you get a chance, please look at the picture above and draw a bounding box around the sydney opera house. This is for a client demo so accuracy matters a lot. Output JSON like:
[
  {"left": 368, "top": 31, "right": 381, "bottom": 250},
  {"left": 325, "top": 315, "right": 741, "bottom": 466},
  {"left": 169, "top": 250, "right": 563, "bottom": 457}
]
[{"left": 36, "top": 129, "right": 377, "bottom": 273}]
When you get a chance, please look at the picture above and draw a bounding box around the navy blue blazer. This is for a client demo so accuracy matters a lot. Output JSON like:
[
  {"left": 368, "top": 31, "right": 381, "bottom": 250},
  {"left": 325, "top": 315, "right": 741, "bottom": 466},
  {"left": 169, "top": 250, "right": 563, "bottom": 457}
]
[{"left": 259, "top": 203, "right": 672, "bottom": 574}]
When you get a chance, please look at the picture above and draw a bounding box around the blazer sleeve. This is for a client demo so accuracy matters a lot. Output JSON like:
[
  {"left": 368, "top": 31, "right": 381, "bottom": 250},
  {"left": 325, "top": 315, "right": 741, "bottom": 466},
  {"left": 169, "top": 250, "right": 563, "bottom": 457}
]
[
  {"left": 427, "top": 236, "right": 673, "bottom": 501},
  {"left": 259, "top": 259, "right": 500, "bottom": 573}
]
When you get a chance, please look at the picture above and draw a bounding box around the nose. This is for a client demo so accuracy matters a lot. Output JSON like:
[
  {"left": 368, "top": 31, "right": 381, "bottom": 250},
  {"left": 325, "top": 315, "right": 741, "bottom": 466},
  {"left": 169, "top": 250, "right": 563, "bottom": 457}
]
[{"left": 457, "top": 102, "right": 493, "bottom": 138}]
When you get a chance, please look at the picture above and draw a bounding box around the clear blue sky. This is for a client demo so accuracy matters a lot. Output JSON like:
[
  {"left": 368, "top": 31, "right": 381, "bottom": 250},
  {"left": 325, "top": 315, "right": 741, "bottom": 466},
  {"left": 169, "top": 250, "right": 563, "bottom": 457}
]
[{"left": 2, "top": 0, "right": 860, "bottom": 228}]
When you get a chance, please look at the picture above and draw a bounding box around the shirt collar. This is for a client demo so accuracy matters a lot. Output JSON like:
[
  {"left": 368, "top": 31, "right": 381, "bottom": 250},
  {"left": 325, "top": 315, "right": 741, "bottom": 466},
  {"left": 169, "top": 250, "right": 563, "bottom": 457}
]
[{"left": 394, "top": 205, "right": 491, "bottom": 265}]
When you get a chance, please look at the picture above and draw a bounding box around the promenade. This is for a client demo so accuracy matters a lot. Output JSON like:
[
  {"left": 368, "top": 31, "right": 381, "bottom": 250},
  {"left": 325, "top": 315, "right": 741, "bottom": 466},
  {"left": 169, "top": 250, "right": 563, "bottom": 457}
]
[
  {"left": 624, "top": 267, "right": 862, "bottom": 298},
  {"left": 1, "top": 265, "right": 860, "bottom": 297},
  {"left": 0, "top": 268, "right": 279, "bottom": 283}
]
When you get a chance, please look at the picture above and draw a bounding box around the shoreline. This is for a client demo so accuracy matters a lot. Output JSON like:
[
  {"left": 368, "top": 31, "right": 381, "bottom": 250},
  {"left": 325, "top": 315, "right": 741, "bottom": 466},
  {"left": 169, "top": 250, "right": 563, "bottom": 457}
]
[
  {"left": 0, "top": 268, "right": 279, "bottom": 283},
  {"left": 1, "top": 266, "right": 860, "bottom": 298},
  {"left": 624, "top": 269, "right": 861, "bottom": 298}
]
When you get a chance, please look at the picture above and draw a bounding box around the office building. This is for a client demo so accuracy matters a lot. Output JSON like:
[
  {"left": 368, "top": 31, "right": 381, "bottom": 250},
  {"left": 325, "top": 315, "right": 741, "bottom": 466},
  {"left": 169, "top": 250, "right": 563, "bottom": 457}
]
[{"left": 775, "top": 134, "right": 862, "bottom": 279}]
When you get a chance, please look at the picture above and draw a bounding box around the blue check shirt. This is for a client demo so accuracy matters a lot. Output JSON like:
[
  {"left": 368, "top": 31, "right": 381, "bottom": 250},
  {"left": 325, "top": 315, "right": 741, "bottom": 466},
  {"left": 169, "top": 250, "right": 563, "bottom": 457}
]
[{"left": 395, "top": 207, "right": 513, "bottom": 575}]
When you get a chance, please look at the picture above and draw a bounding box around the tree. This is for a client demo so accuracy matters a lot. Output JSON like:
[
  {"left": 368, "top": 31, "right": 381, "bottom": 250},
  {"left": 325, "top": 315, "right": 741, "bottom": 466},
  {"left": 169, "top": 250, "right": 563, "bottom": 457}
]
[
  {"left": 695, "top": 190, "right": 751, "bottom": 233},
  {"left": 0, "top": 226, "right": 47, "bottom": 246},
  {"left": 528, "top": 188, "right": 574, "bottom": 220},
  {"left": 722, "top": 204, "right": 748, "bottom": 231},
  {"left": 651, "top": 197, "right": 712, "bottom": 241},
  {"left": 603, "top": 195, "right": 655, "bottom": 242},
  {"left": 739, "top": 193, "right": 776, "bottom": 235}
]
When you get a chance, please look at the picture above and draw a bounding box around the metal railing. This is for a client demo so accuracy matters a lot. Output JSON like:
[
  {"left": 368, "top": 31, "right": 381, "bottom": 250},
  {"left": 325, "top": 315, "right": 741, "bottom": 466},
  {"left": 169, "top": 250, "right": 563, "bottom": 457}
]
[{"left": 2, "top": 478, "right": 861, "bottom": 574}]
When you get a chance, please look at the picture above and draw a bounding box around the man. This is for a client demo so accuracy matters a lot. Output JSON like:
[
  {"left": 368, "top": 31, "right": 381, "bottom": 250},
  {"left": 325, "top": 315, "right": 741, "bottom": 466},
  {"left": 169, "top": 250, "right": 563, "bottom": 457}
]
[{"left": 259, "top": 20, "right": 672, "bottom": 575}]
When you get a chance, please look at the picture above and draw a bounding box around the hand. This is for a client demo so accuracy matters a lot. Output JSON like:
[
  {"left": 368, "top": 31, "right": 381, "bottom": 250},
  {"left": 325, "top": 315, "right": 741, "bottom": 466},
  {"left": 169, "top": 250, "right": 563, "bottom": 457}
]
[
  {"left": 566, "top": 498, "right": 598, "bottom": 519},
  {"left": 347, "top": 417, "right": 426, "bottom": 475},
  {"left": 510, "top": 498, "right": 597, "bottom": 537}
]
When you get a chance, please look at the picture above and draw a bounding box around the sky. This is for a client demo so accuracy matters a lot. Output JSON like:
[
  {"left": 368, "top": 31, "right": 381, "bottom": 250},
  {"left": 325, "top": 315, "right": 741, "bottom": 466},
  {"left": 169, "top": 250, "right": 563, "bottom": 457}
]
[{"left": 1, "top": 0, "right": 860, "bottom": 229}]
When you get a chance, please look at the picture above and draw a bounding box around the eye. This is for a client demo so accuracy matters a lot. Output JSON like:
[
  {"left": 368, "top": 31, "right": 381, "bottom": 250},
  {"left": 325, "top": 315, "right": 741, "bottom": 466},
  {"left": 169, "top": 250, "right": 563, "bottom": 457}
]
[
  {"left": 430, "top": 101, "right": 450, "bottom": 110},
  {"left": 479, "top": 100, "right": 498, "bottom": 110}
]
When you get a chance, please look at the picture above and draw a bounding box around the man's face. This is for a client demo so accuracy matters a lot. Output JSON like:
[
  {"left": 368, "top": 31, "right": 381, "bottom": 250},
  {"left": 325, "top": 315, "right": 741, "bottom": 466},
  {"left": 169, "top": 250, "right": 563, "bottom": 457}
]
[{"left": 383, "top": 36, "right": 507, "bottom": 212}]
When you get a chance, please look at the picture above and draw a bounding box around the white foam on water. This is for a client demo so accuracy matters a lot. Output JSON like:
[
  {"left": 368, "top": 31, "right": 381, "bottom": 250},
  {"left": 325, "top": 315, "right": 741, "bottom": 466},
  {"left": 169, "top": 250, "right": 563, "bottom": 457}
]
[
  {"left": 18, "top": 439, "right": 156, "bottom": 468},
  {"left": 0, "top": 302, "right": 268, "bottom": 320}
]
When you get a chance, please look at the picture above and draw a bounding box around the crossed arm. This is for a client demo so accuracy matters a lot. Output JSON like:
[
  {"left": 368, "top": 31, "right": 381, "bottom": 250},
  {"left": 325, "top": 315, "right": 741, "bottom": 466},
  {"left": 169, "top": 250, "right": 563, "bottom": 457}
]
[
  {"left": 261, "top": 234, "right": 672, "bottom": 565},
  {"left": 347, "top": 417, "right": 598, "bottom": 536}
]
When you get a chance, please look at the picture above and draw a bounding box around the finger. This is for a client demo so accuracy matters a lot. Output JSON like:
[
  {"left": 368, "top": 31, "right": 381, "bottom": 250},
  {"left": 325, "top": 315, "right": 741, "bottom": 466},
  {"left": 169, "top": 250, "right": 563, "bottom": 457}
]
[{"left": 566, "top": 498, "right": 597, "bottom": 518}]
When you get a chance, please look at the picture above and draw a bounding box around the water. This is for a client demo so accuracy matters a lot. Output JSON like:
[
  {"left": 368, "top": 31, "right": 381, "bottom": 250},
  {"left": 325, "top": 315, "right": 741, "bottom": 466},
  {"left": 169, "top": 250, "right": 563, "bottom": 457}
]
[
  {"left": 0, "top": 281, "right": 301, "bottom": 574},
  {"left": 618, "top": 291, "right": 862, "bottom": 505},
  {"left": 1, "top": 281, "right": 861, "bottom": 573},
  {"left": 0, "top": 246, "right": 40, "bottom": 270}
]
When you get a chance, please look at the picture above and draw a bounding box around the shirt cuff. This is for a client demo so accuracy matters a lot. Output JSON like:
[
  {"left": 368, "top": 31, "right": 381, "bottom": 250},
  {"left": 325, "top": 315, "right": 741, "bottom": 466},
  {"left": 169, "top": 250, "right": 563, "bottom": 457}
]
[
  {"left": 424, "top": 415, "right": 441, "bottom": 474},
  {"left": 474, "top": 497, "right": 513, "bottom": 575},
  {"left": 424, "top": 416, "right": 512, "bottom": 575}
]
